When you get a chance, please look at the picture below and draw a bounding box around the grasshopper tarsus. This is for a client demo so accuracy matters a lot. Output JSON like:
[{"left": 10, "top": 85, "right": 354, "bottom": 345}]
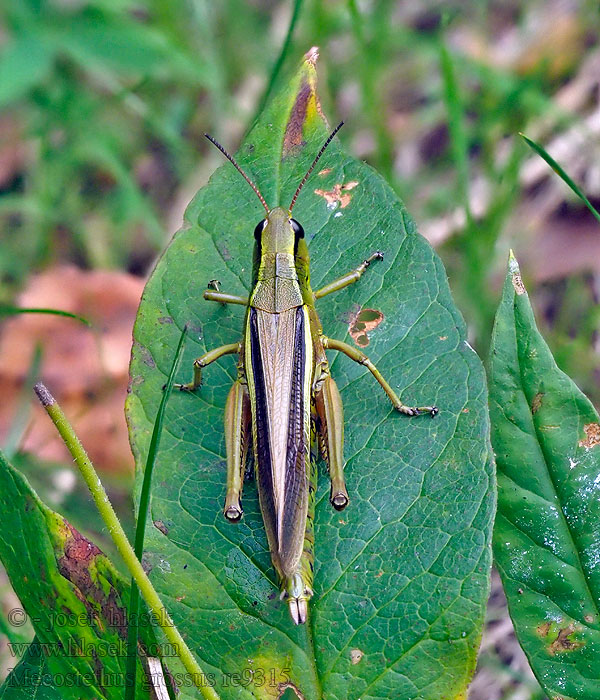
[
  {"left": 173, "top": 381, "right": 200, "bottom": 392},
  {"left": 397, "top": 405, "right": 438, "bottom": 417},
  {"left": 207, "top": 279, "right": 221, "bottom": 291}
]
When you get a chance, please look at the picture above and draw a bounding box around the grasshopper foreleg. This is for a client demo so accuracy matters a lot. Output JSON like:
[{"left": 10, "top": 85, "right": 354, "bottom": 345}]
[
  {"left": 223, "top": 379, "right": 251, "bottom": 522},
  {"left": 174, "top": 343, "right": 239, "bottom": 392},
  {"left": 314, "top": 251, "right": 383, "bottom": 300},
  {"left": 314, "top": 373, "right": 349, "bottom": 510},
  {"left": 322, "top": 337, "right": 438, "bottom": 417}
]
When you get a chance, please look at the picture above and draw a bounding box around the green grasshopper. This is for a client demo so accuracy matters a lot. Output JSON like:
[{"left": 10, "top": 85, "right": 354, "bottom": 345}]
[{"left": 176, "top": 123, "right": 438, "bottom": 624}]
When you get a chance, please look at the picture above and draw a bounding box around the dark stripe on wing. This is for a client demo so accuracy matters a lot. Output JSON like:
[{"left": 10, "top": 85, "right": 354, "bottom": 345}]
[
  {"left": 249, "top": 308, "right": 277, "bottom": 544},
  {"left": 279, "top": 307, "right": 310, "bottom": 570}
]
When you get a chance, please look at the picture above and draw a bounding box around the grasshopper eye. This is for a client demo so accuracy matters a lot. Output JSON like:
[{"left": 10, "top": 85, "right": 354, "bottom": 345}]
[
  {"left": 254, "top": 219, "right": 266, "bottom": 240},
  {"left": 290, "top": 218, "right": 304, "bottom": 239}
]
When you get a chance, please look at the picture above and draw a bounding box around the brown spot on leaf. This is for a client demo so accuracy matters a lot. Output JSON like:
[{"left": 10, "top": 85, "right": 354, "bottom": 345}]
[
  {"left": 305, "top": 45, "right": 319, "bottom": 67},
  {"left": 158, "top": 316, "right": 173, "bottom": 324},
  {"left": 283, "top": 81, "right": 312, "bottom": 156},
  {"left": 345, "top": 307, "right": 384, "bottom": 347},
  {"left": 219, "top": 244, "right": 232, "bottom": 261},
  {"left": 153, "top": 520, "right": 169, "bottom": 535},
  {"left": 532, "top": 392, "right": 544, "bottom": 414},
  {"left": 319, "top": 168, "right": 332, "bottom": 175},
  {"left": 136, "top": 342, "right": 156, "bottom": 368},
  {"left": 537, "top": 622, "right": 552, "bottom": 636},
  {"left": 350, "top": 648, "right": 364, "bottom": 665},
  {"left": 584, "top": 614, "right": 595, "bottom": 623},
  {"left": 548, "top": 623, "right": 584, "bottom": 655},
  {"left": 57, "top": 522, "right": 128, "bottom": 638},
  {"left": 579, "top": 423, "right": 600, "bottom": 449},
  {"left": 512, "top": 270, "right": 526, "bottom": 295},
  {"left": 314, "top": 181, "right": 359, "bottom": 209}
]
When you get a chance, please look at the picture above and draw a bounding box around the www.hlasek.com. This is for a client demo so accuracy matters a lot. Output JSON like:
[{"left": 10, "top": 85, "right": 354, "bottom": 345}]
[{"left": 7, "top": 639, "right": 180, "bottom": 659}]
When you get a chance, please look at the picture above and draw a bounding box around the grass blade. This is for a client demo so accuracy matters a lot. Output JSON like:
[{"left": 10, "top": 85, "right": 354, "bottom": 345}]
[
  {"left": 125, "top": 324, "right": 188, "bottom": 700},
  {"left": 520, "top": 132, "right": 600, "bottom": 226},
  {"left": 0, "top": 306, "right": 91, "bottom": 326},
  {"left": 440, "top": 42, "right": 473, "bottom": 227}
]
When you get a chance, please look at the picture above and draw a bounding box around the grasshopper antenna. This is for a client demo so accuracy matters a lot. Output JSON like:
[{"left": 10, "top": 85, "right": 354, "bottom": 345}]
[
  {"left": 289, "top": 121, "right": 344, "bottom": 212},
  {"left": 204, "top": 134, "right": 270, "bottom": 215}
]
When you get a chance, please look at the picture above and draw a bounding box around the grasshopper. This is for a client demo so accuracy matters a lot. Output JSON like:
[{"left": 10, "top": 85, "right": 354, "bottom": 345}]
[{"left": 176, "top": 123, "right": 438, "bottom": 624}]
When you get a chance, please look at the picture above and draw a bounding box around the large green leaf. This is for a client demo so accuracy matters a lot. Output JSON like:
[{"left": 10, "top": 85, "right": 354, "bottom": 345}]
[
  {"left": 0, "top": 452, "right": 153, "bottom": 700},
  {"left": 489, "top": 253, "right": 600, "bottom": 700},
  {"left": 126, "top": 51, "right": 494, "bottom": 700}
]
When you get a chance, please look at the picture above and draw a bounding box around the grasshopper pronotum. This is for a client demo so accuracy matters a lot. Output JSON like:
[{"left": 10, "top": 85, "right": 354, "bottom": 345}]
[{"left": 176, "top": 123, "right": 438, "bottom": 624}]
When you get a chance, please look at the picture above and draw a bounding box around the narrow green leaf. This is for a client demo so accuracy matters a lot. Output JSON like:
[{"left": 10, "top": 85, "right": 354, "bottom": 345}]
[
  {"left": 3, "top": 345, "right": 42, "bottom": 459},
  {"left": 520, "top": 133, "right": 600, "bottom": 226},
  {"left": 126, "top": 51, "right": 494, "bottom": 699},
  {"left": 252, "top": 0, "right": 304, "bottom": 123},
  {"left": 489, "top": 252, "right": 600, "bottom": 700},
  {"left": 125, "top": 325, "right": 188, "bottom": 700},
  {"left": 0, "top": 306, "right": 91, "bottom": 326},
  {"left": 440, "top": 43, "right": 472, "bottom": 227}
]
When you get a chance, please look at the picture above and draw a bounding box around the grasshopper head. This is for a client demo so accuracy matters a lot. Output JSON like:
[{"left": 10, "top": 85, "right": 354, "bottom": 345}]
[{"left": 254, "top": 207, "right": 304, "bottom": 255}]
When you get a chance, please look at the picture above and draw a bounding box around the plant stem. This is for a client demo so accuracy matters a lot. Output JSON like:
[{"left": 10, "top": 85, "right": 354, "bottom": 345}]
[{"left": 34, "top": 381, "right": 220, "bottom": 700}]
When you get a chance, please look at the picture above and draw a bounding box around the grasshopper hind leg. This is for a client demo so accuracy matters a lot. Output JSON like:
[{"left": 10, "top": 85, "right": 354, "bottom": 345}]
[
  {"left": 223, "top": 379, "right": 251, "bottom": 522},
  {"left": 315, "top": 373, "right": 349, "bottom": 511}
]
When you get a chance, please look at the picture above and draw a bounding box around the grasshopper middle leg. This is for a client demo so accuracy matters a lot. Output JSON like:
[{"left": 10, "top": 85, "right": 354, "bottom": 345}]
[
  {"left": 322, "top": 337, "right": 438, "bottom": 417},
  {"left": 174, "top": 343, "right": 239, "bottom": 392}
]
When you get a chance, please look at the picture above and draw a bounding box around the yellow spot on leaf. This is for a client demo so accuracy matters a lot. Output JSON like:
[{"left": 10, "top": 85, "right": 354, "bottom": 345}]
[{"left": 314, "top": 181, "right": 359, "bottom": 209}]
